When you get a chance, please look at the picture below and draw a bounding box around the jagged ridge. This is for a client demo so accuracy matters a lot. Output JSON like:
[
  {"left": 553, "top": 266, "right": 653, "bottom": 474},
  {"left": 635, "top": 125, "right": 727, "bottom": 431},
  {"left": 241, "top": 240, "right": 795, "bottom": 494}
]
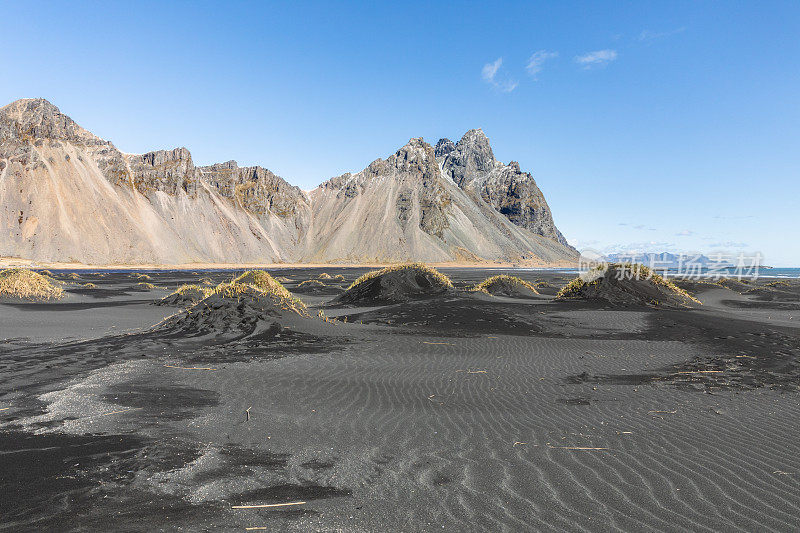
[{"left": 0, "top": 98, "right": 576, "bottom": 265}]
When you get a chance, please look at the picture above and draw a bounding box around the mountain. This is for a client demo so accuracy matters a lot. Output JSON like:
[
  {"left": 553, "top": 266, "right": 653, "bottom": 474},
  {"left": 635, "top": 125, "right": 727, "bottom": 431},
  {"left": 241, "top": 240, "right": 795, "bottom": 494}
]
[
  {"left": 0, "top": 98, "right": 576, "bottom": 265},
  {"left": 603, "top": 252, "right": 739, "bottom": 269}
]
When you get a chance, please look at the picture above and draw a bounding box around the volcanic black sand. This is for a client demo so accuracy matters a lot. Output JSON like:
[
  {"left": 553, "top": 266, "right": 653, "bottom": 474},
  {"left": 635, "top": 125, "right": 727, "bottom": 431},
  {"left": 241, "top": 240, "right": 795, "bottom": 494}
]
[{"left": 2, "top": 268, "right": 800, "bottom": 531}]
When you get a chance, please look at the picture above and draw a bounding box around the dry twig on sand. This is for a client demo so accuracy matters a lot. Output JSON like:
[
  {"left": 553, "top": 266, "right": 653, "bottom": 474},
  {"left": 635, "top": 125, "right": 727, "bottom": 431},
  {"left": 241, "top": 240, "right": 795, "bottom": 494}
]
[
  {"left": 163, "top": 364, "right": 216, "bottom": 371},
  {"left": 232, "top": 501, "right": 307, "bottom": 509},
  {"left": 547, "top": 445, "right": 609, "bottom": 451}
]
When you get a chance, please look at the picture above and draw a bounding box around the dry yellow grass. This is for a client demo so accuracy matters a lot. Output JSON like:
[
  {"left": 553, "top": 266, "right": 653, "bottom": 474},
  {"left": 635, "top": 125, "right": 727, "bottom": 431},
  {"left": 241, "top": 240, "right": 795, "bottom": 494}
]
[
  {"left": 348, "top": 263, "right": 453, "bottom": 291},
  {"left": 165, "top": 283, "right": 214, "bottom": 300},
  {"left": 233, "top": 270, "right": 294, "bottom": 299},
  {"left": 556, "top": 263, "right": 700, "bottom": 304},
  {"left": 298, "top": 279, "right": 325, "bottom": 288},
  {"left": 0, "top": 268, "right": 64, "bottom": 300},
  {"left": 317, "top": 272, "right": 333, "bottom": 280},
  {"left": 213, "top": 279, "right": 308, "bottom": 317},
  {"left": 472, "top": 275, "right": 539, "bottom": 294},
  {"left": 137, "top": 282, "right": 158, "bottom": 289}
]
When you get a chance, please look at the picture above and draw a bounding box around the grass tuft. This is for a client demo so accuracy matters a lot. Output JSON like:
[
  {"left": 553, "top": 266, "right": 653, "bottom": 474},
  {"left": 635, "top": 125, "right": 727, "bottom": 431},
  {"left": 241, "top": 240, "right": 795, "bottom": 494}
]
[
  {"left": 298, "top": 279, "right": 326, "bottom": 288},
  {"left": 233, "top": 270, "right": 294, "bottom": 299},
  {"left": 0, "top": 268, "right": 64, "bottom": 300},
  {"left": 213, "top": 278, "right": 308, "bottom": 317},
  {"left": 472, "top": 275, "right": 539, "bottom": 295},
  {"left": 165, "top": 283, "right": 214, "bottom": 301},
  {"left": 348, "top": 262, "right": 453, "bottom": 291}
]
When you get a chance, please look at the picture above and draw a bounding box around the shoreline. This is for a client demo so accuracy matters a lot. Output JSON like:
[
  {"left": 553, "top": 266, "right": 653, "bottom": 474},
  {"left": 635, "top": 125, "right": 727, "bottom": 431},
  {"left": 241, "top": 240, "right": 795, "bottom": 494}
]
[{"left": 0, "top": 257, "right": 578, "bottom": 271}]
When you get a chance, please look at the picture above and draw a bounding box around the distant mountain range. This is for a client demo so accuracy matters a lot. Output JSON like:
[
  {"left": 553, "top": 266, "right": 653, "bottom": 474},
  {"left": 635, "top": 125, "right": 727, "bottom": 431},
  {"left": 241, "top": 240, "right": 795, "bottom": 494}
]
[
  {"left": 604, "top": 252, "right": 741, "bottom": 269},
  {"left": 0, "top": 98, "right": 576, "bottom": 265}
]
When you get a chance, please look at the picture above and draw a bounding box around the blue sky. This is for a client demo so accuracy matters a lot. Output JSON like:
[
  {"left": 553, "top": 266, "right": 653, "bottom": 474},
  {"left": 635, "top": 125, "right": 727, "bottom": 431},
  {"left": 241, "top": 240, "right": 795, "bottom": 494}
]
[{"left": 2, "top": 1, "right": 798, "bottom": 265}]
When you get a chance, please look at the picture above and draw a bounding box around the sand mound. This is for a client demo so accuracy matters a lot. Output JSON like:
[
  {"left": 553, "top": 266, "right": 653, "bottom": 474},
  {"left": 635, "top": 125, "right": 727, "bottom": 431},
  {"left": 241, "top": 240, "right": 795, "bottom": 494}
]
[
  {"left": 155, "top": 281, "right": 309, "bottom": 335},
  {"left": 556, "top": 264, "right": 701, "bottom": 307},
  {"left": 157, "top": 284, "right": 214, "bottom": 306},
  {"left": 716, "top": 278, "right": 752, "bottom": 293},
  {"left": 335, "top": 263, "right": 453, "bottom": 304},
  {"left": 0, "top": 268, "right": 64, "bottom": 300},
  {"left": 473, "top": 275, "right": 539, "bottom": 297},
  {"left": 232, "top": 270, "right": 292, "bottom": 295},
  {"left": 318, "top": 272, "right": 332, "bottom": 280}
]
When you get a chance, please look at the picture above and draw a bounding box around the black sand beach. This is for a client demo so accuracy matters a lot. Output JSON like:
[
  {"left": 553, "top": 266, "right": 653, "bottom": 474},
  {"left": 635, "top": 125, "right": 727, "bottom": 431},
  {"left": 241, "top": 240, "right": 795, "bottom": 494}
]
[{"left": 2, "top": 268, "right": 800, "bottom": 531}]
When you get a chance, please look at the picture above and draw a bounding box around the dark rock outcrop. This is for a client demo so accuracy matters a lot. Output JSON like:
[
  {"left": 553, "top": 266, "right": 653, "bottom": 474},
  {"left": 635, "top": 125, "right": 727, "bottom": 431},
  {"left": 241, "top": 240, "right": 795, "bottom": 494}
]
[
  {"left": 439, "top": 129, "right": 571, "bottom": 247},
  {"left": 199, "top": 160, "right": 308, "bottom": 218}
]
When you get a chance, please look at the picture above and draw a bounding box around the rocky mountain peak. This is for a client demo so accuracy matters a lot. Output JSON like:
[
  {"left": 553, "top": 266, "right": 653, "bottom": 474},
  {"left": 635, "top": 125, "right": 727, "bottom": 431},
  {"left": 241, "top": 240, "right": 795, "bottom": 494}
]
[
  {"left": 438, "top": 129, "right": 496, "bottom": 188},
  {"left": 393, "top": 137, "right": 434, "bottom": 160},
  {"left": 455, "top": 128, "right": 495, "bottom": 166},
  {"left": 434, "top": 138, "right": 456, "bottom": 158},
  {"left": 0, "top": 98, "right": 101, "bottom": 145},
  {"left": 205, "top": 160, "right": 239, "bottom": 171},
  {"left": 388, "top": 137, "right": 438, "bottom": 179}
]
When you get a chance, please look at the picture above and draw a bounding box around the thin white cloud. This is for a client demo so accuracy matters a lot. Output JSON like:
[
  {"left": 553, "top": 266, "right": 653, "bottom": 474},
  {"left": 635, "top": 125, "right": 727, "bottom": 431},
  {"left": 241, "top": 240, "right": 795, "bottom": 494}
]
[
  {"left": 526, "top": 50, "right": 558, "bottom": 78},
  {"left": 482, "top": 58, "right": 502, "bottom": 82},
  {"left": 676, "top": 229, "right": 695, "bottom": 236},
  {"left": 575, "top": 49, "right": 617, "bottom": 69},
  {"left": 601, "top": 241, "right": 678, "bottom": 254},
  {"left": 709, "top": 241, "right": 749, "bottom": 248},
  {"left": 481, "top": 57, "right": 518, "bottom": 93},
  {"left": 637, "top": 27, "right": 686, "bottom": 43}
]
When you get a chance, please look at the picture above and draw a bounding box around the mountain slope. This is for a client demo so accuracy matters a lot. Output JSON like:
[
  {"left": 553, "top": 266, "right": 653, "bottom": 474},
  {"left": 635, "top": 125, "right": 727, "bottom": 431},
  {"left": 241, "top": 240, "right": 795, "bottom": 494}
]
[
  {"left": 304, "top": 138, "right": 573, "bottom": 264},
  {"left": 0, "top": 98, "right": 576, "bottom": 265},
  {"left": 0, "top": 99, "right": 307, "bottom": 264}
]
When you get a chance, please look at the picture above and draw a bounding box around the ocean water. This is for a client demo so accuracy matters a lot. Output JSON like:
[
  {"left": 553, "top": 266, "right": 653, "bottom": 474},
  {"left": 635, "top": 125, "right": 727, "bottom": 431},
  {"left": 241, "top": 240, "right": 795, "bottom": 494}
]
[
  {"left": 755, "top": 267, "right": 800, "bottom": 278},
  {"left": 517, "top": 267, "right": 800, "bottom": 279}
]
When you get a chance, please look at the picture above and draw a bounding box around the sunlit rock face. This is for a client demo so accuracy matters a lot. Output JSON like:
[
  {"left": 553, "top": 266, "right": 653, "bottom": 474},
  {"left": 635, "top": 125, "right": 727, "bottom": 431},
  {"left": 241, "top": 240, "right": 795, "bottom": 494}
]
[{"left": 1, "top": 98, "right": 575, "bottom": 265}]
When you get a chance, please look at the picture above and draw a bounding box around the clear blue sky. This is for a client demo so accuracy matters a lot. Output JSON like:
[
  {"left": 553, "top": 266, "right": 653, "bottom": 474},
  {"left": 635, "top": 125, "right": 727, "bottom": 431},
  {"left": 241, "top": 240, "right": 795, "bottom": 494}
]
[{"left": 2, "top": 1, "right": 798, "bottom": 265}]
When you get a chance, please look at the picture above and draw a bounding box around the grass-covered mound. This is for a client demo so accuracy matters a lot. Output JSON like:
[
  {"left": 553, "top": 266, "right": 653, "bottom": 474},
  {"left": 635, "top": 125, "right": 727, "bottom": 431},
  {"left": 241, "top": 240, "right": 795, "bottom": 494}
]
[
  {"left": 154, "top": 274, "right": 309, "bottom": 335},
  {"left": 0, "top": 268, "right": 64, "bottom": 300},
  {"left": 232, "top": 270, "right": 293, "bottom": 295},
  {"left": 716, "top": 277, "right": 752, "bottom": 293},
  {"left": 472, "top": 275, "right": 539, "bottom": 298},
  {"left": 335, "top": 263, "right": 453, "bottom": 305},
  {"left": 556, "top": 263, "right": 701, "bottom": 307},
  {"left": 157, "top": 284, "right": 214, "bottom": 306}
]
